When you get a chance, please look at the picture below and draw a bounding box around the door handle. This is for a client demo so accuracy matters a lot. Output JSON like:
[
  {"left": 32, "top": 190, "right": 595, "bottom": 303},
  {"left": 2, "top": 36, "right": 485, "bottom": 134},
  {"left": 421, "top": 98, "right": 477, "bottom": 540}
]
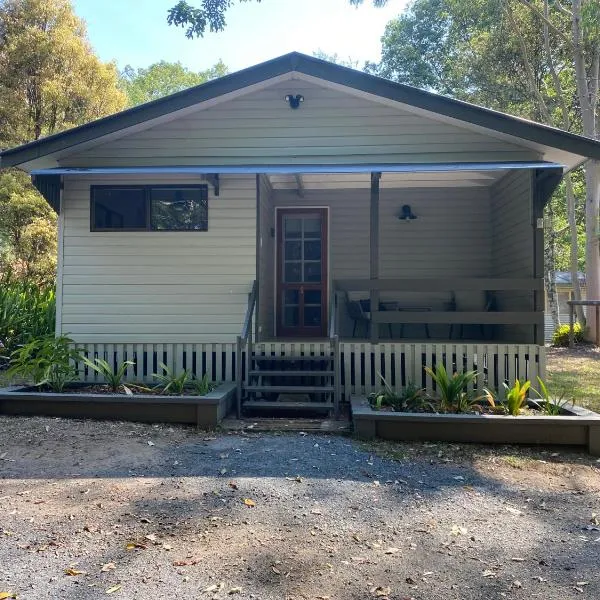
[{"left": 299, "top": 286, "right": 304, "bottom": 295}]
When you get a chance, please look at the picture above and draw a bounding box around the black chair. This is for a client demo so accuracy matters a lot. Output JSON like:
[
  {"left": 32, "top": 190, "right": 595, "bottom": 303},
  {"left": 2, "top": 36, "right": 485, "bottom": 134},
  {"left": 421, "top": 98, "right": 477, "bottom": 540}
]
[
  {"left": 343, "top": 292, "right": 370, "bottom": 338},
  {"left": 448, "top": 291, "right": 497, "bottom": 339}
]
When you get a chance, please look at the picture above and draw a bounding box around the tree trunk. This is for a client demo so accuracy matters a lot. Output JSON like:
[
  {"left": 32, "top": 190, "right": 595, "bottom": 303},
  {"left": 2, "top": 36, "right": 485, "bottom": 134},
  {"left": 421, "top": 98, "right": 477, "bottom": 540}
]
[
  {"left": 566, "top": 174, "right": 586, "bottom": 324},
  {"left": 584, "top": 160, "right": 600, "bottom": 341},
  {"left": 544, "top": 210, "right": 560, "bottom": 328}
]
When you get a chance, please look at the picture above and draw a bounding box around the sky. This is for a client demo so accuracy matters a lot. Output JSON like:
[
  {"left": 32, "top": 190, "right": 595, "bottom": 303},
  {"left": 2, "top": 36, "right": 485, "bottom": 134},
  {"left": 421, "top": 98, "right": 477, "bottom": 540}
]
[{"left": 72, "top": 0, "right": 409, "bottom": 73}]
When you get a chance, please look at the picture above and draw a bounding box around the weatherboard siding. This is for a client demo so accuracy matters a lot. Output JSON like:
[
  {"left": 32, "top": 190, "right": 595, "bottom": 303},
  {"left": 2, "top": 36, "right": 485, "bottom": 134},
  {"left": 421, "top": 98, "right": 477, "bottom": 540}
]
[
  {"left": 490, "top": 170, "right": 535, "bottom": 342},
  {"left": 60, "top": 174, "right": 256, "bottom": 343},
  {"left": 60, "top": 79, "right": 542, "bottom": 168}
]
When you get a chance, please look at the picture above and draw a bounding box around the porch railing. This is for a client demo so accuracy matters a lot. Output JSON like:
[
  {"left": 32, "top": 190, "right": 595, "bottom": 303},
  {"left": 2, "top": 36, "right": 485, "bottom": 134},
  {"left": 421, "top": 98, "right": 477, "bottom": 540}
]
[
  {"left": 328, "top": 284, "right": 341, "bottom": 417},
  {"left": 236, "top": 280, "right": 257, "bottom": 417},
  {"left": 335, "top": 278, "right": 544, "bottom": 343}
]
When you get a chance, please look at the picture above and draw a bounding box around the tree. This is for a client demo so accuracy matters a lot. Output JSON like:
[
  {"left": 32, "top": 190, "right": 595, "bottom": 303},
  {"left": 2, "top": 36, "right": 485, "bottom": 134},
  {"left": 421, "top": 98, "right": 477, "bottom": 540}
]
[
  {"left": 0, "top": 0, "right": 128, "bottom": 283},
  {"left": 120, "top": 60, "right": 228, "bottom": 107},
  {"left": 166, "top": 0, "right": 388, "bottom": 38}
]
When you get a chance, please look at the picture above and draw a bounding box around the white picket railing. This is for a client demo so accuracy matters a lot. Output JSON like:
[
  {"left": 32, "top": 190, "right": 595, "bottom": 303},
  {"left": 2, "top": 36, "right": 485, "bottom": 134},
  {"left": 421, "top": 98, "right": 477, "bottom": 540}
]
[{"left": 75, "top": 341, "right": 545, "bottom": 399}]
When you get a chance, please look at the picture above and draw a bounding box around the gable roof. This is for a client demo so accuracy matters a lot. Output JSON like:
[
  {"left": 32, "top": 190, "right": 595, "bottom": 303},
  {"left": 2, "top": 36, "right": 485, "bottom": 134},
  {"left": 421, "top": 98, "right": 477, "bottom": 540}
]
[{"left": 2, "top": 51, "right": 600, "bottom": 169}]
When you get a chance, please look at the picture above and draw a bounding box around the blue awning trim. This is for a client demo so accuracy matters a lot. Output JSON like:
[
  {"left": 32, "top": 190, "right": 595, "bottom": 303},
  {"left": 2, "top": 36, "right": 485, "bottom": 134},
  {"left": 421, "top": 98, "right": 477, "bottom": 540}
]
[{"left": 31, "top": 161, "right": 564, "bottom": 176}]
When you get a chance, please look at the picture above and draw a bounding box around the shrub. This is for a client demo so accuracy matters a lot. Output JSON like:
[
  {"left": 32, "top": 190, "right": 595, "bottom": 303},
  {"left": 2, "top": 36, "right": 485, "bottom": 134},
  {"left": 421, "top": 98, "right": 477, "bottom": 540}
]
[
  {"left": 0, "top": 271, "right": 55, "bottom": 364},
  {"left": 7, "top": 335, "right": 81, "bottom": 392},
  {"left": 552, "top": 322, "right": 584, "bottom": 347},
  {"left": 424, "top": 364, "right": 482, "bottom": 413},
  {"left": 191, "top": 373, "right": 216, "bottom": 396},
  {"left": 153, "top": 362, "right": 191, "bottom": 394},
  {"left": 369, "top": 375, "right": 431, "bottom": 412},
  {"left": 532, "top": 377, "right": 574, "bottom": 415},
  {"left": 503, "top": 379, "right": 531, "bottom": 416}
]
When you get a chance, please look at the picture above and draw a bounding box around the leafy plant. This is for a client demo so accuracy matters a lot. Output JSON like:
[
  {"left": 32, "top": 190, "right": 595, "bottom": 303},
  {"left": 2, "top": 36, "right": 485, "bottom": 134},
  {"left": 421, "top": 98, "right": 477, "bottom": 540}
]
[
  {"left": 552, "top": 322, "right": 584, "bottom": 347},
  {"left": 191, "top": 373, "right": 216, "bottom": 396},
  {"left": 503, "top": 379, "right": 531, "bottom": 416},
  {"left": 82, "top": 356, "right": 135, "bottom": 392},
  {"left": 369, "top": 374, "right": 431, "bottom": 412},
  {"left": 7, "top": 335, "right": 81, "bottom": 392},
  {"left": 153, "top": 363, "right": 191, "bottom": 395},
  {"left": 424, "top": 364, "right": 482, "bottom": 413},
  {"left": 533, "top": 377, "right": 574, "bottom": 416}
]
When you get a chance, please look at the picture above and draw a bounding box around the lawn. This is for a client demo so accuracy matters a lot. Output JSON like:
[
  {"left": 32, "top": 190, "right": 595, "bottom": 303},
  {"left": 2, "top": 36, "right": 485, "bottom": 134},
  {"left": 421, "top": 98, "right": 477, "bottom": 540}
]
[{"left": 546, "top": 345, "right": 600, "bottom": 412}]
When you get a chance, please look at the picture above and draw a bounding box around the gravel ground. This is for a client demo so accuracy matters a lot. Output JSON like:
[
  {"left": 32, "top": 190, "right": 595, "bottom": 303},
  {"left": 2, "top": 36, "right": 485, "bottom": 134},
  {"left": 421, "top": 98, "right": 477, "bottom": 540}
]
[{"left": 1, "top": 416, "right": 599, "bottom": 600}]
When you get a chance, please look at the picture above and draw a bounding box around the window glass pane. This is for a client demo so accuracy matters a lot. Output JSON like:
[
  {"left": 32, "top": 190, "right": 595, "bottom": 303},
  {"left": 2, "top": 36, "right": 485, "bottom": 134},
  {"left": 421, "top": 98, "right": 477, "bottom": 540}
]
[
  {"left": 304, "top": 290, "right": 321, "bottom": 305},
  {"left": 285, "top": 240, "right": 302, "bottom": 261},
  {"left": 304, "top": 262, "right": 321, "bottom": 282},
  {"left": 284, "top": 289, "right": 299, "bottom": 305},
  {"left": 284, "top": 217, "right": 302, "bottom": 238},
  {"left": 93, "top": 188, "right": 146, "bottom": 230},
  {"left": 303, "top": 217, "right": 321, "bottom": 237},
  {"left": 285, "top": 262, "right": 301, "bottom": 283},
  {"left": 304, "top": 240, "right": 321, "bottom": 260},
  {"left": 151, "top": 187, "right": 207, "bottom": 231},
  {"left": 284, "top": 307, "right": 299, "bottom": 327},
  {"left": 304, "top": 306, "right": 321, "bottom": 326}
]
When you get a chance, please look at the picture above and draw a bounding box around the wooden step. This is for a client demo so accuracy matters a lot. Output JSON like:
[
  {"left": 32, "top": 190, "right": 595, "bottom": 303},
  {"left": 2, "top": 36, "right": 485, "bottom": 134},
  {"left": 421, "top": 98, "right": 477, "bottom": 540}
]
[
  {"left": 244, "top": 385, "right": 334, "bottom": 394},
  {"left": 243, "top": 401, "right": 333, "bottom": 410},
  {"left": 249, "top": 370, "right": 334, "bottom": 377},
  {"left": 253, "top": 355, "right": 332, "bottom": 363}
]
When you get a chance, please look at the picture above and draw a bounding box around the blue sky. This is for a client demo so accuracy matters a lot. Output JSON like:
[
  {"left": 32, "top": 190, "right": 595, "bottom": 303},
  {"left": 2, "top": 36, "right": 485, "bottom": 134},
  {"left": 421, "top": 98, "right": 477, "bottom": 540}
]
[{"left": 72, "top": 0, "right": 408, "bottom": 73}]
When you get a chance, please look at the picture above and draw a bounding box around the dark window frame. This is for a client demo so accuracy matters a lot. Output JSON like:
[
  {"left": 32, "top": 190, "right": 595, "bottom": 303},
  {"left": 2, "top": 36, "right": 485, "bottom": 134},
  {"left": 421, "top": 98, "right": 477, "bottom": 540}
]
[{"left": 90, "top": 184, "right": 209, "bottom": 232}]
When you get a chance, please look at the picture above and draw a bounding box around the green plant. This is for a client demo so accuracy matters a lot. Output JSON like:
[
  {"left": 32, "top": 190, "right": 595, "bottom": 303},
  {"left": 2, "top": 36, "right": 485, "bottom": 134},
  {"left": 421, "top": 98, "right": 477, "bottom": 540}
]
[
  {"left": 191, "top": 373, "right": 216, "bottom": 396},
  {"left": 153, "top": 362, "right": 191, "bottom": 394},
  {"left": 424, "top": 364, "right": 482, "bottom": 413},
  {"left": 552, "top": 322, "right": 584, "bottom": 347},
  {"left": 503, "top": 379, "right": 531, "bottom": 416},
  {"left": 533, "top": 377, "right": 574, "bottom": 416},
  {"left": 7, "top": 335, "right": 81, "bottom": 392},
  {"left": 0, "top": 271, "right": 55, "bottom": 362},
  {"left": 82, "top": 356, "right": 135, "bottom": 392}
]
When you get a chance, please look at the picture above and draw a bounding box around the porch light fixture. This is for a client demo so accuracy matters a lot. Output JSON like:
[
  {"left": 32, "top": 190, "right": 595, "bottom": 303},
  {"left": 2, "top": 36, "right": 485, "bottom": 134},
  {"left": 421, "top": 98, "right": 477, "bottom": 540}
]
[
  {"left": 285, "top": 94, "right": 304, "bottom": 109},
  {"left": 398, "top": 204, "right": 417, "bottom": 221}
]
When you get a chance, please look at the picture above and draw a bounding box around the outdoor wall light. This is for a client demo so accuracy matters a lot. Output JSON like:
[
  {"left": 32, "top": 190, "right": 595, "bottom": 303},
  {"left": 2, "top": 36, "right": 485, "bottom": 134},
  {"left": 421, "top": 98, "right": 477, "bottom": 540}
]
[
  {"left": 285, "top": 94, "right": 304, "bottom": 109},
  {"left": 398, "top": 204, "right": 417, "bottom": 221}
]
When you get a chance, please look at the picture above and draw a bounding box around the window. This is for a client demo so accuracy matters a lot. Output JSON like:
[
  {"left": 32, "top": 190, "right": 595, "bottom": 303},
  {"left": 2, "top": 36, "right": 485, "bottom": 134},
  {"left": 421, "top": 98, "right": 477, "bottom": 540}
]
[{"left": 91, "top": 185, "right": 208, "bottom": 232}]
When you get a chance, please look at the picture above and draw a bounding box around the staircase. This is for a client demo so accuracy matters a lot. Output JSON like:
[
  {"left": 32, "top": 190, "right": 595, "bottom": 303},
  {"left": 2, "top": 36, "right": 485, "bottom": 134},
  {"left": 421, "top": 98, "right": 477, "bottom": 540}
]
[
  {"left": 235, "top": 281, "right": 341, "bottom": 419},
  {"left": 243, "top": 352, "right": 336, "bottom": 415}
]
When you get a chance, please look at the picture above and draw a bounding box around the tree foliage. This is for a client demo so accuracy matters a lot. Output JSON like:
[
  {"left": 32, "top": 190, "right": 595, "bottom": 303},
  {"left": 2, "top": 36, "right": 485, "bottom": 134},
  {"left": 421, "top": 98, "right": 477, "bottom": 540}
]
[
  {"left": 120, "top": 60, "right": 228, "bottom": 107},
  {"left": 167, "top": 0, "right": 388, "bottom": 38},
  {"left": 0, "top": 0, "right": 128, "bottom": 285}
]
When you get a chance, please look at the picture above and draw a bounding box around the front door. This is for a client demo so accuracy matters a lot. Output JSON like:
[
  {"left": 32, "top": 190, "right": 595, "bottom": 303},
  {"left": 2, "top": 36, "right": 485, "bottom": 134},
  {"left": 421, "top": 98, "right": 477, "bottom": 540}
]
[{"left": 276, "top": 208, "right": 328, "bottom": 337}]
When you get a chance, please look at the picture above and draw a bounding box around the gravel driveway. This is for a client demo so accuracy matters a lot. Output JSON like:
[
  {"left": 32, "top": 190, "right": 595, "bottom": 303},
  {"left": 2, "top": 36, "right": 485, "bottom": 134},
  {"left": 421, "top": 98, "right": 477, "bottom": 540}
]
[{"left": 0, "top": 415, "right": 599, "bottom": 599}]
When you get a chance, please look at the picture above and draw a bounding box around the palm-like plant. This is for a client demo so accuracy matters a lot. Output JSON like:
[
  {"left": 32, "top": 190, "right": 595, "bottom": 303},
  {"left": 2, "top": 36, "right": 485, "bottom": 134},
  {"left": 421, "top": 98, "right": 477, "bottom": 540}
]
[
  {"left": 82, "top": 356, "right": 135, "bottom": 392},
  {"left": 503, "top": 379, "right": 531, "bottom": 416},
  {"left": 153, "top": 363, "right": 191, "bottom": 395},
  {"left": 424, "top": 364, "right": 481, "bottom": 413}
]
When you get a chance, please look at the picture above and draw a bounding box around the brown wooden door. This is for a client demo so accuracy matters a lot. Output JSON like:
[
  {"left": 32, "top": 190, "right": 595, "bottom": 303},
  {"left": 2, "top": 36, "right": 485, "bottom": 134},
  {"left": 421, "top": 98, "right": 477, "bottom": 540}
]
[{"left": 276, "top": 208, "right": 328, "bottom": 338}]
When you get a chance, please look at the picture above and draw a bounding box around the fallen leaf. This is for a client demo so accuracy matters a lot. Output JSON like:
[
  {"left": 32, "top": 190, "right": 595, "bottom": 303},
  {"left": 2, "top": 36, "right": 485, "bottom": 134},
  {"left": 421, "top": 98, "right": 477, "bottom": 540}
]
[
  {"left": 0, "top": 593, "right": 17, "bottom": 599},
  {"left": 243, "top": 498, "right": 256, "bottom": 507},
  {"left": 271, "top": 566, "right": 281, "bottom": 574},
  {"left": 450, "top": 525, "right": 467, "bottom": 536},
  {"left": 147, "top": 440, "right": 154, "bottom": 446},
  {"left": 101, "top": 563, "right": 116, "bottom": 572},
  {"left": 106, "top": 584, "right": 121, "bottom": 594},
  {"left": 228, "top": 482, "right": 238, "bottom": 490},
  {"left": 140, "top": 517, "right": 151, "bottom": 524},
  {"left": 65, "top": 568, "right": 86, "bottom": 576},
  {"left": 406, "top": 577, "right": 416, "bottom": 585},
  {"left": 576, "top": 581, "right": 589, "bottom": 586},
  {"left": 511, "top": 557, "right": 525, "bottom": 562},
  {"left": 505, "top": 506, "right": 522, "bottom": 516},
  {"left": 162, "top": 543, "right": 173, "bottom": 551},
  {"left": 311, "top": 508, "right": 322, "bottom": 515},
  {"left": 125, "top": 542, "right": 147, "bottom": 551},
  {"left": 228, "top": 587, "right": 242, "bottom": 595},
  {"left": 513, "top": 580, "right": 523, "bottom": 588},
  {"left": 203, "top": 584, "right": 219, "bottom": 592},
  {"left": 482, "top": 570, "right": 496, "bottom": 578},
  {"left": 145, "top": 534, "right": 157, "bottom": 543},
  {"left": 373, "top": 586, "right": 391, "bottom": 597},
  {"left": 385, "top": 547, "right": 400, "bottom": 554}
]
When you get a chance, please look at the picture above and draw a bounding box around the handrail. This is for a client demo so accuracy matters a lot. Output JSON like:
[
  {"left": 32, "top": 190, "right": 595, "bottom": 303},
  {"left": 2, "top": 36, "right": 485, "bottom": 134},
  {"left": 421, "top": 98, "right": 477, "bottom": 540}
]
[
  {"left": 328, "top": 286, "right": 338, "bottom": 339},
  {"left": 241, "top": 280, "right": 257, "bottom": 340}
]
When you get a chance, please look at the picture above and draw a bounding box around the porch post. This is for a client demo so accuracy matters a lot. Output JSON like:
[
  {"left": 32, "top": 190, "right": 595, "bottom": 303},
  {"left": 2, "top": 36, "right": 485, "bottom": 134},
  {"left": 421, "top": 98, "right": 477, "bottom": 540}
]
[{"left": 370, "top": 172, "right": 381, "bottom": 344}]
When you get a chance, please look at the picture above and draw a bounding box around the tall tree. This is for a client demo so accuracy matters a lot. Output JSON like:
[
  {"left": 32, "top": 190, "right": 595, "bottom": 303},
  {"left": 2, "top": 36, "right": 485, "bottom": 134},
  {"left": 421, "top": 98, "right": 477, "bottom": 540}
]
[
  {"left": 120, "top": 60, "right": 228, "bottom": 107},
  {"left": 0, "top": 0, "right": 127, "bottom": 283}
]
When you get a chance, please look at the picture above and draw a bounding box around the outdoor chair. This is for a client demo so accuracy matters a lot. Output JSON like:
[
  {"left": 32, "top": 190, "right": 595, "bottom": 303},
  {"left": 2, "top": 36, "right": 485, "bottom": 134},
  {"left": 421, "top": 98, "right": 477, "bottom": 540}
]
[
  {"left": 344, "top": 292, "right": 370, "bottom": 338},
  {"left": 448, "top": 291, "right": 497, "bottom": 339}
]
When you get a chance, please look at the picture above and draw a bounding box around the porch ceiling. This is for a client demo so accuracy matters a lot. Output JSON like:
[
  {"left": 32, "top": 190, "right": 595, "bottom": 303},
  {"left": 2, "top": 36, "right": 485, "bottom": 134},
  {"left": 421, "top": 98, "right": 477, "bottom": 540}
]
[{"left": 267, "top": 170, "right": 509, "bottom": 190}]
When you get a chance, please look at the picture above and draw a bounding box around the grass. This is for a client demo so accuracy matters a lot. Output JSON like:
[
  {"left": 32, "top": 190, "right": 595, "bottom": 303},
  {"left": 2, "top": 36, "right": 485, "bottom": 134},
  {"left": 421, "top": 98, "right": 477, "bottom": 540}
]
[{"left": 546, "top": 345, "right": 600, "bottom": 412}]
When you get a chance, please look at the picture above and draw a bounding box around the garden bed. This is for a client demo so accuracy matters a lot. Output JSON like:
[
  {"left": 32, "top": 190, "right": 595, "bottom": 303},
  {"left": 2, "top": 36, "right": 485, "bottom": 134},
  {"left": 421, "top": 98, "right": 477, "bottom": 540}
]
[
  {"left": 351, "top": 396, "right": 600, "bottom": 455},
  {"left": 0, "top": 382, "right": 236, "bottom": 429}
]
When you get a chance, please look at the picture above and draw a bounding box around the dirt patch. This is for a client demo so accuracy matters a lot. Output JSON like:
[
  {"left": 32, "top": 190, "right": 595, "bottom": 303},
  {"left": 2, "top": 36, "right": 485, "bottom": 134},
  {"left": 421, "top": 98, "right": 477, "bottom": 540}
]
[{"left": 1, "top": 416, "right": 600, "bottom": 600}]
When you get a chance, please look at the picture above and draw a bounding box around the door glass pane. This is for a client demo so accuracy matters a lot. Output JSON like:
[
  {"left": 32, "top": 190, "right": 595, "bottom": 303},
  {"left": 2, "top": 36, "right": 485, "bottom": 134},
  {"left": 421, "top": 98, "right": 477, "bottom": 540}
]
[
  {"left": 304, "top": 240, "right": 321, "bottom": 260},
  {"left": 284, "top": 217, "right": 302, "bottom": 238},
  {"left": 304, "top": 262, "right": 321, "bottom": 282},
  {"left": 303, "top": 217, "right": 321, "bottom": 237},
  {"left": 304, "top": 290, "right": 321, "bottom": 305},
  {"left": 304, "top": 306, "right": 321, "bottom": 326},
  {"left": 284, "top": 289, "right": 300, "bottom": 304},
  {"left": 285, "top": 262, "right": 301, "bottom": 283},
  {"left": 285, "top": 240, "right": 302, "bottom": 260},
  {"left": 284, "top": 307, "right": 299, "bottom": 327}
]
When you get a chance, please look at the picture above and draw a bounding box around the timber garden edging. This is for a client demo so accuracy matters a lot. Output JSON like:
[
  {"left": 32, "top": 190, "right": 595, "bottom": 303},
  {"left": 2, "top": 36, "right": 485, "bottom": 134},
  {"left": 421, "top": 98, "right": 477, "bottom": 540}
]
[
  {"left": 0, "top": 382, "right": 236, "bottom": 429},
  {"left": 351, "top": 396, "right": 600, "bottom": 456}
]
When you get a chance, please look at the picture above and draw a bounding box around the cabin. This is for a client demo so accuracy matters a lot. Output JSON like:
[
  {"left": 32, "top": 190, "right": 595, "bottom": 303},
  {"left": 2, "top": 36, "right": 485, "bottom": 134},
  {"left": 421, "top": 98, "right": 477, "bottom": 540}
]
[{"left": 3, "top": 52, "right": 600, "bottom": 419}]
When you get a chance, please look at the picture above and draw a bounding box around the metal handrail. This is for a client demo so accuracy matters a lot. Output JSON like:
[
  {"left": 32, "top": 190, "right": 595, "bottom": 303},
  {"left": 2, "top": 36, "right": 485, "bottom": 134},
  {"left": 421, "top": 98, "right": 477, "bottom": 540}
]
[{"left": 241, "top": 280, "right": 257, "bottom": 340}]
